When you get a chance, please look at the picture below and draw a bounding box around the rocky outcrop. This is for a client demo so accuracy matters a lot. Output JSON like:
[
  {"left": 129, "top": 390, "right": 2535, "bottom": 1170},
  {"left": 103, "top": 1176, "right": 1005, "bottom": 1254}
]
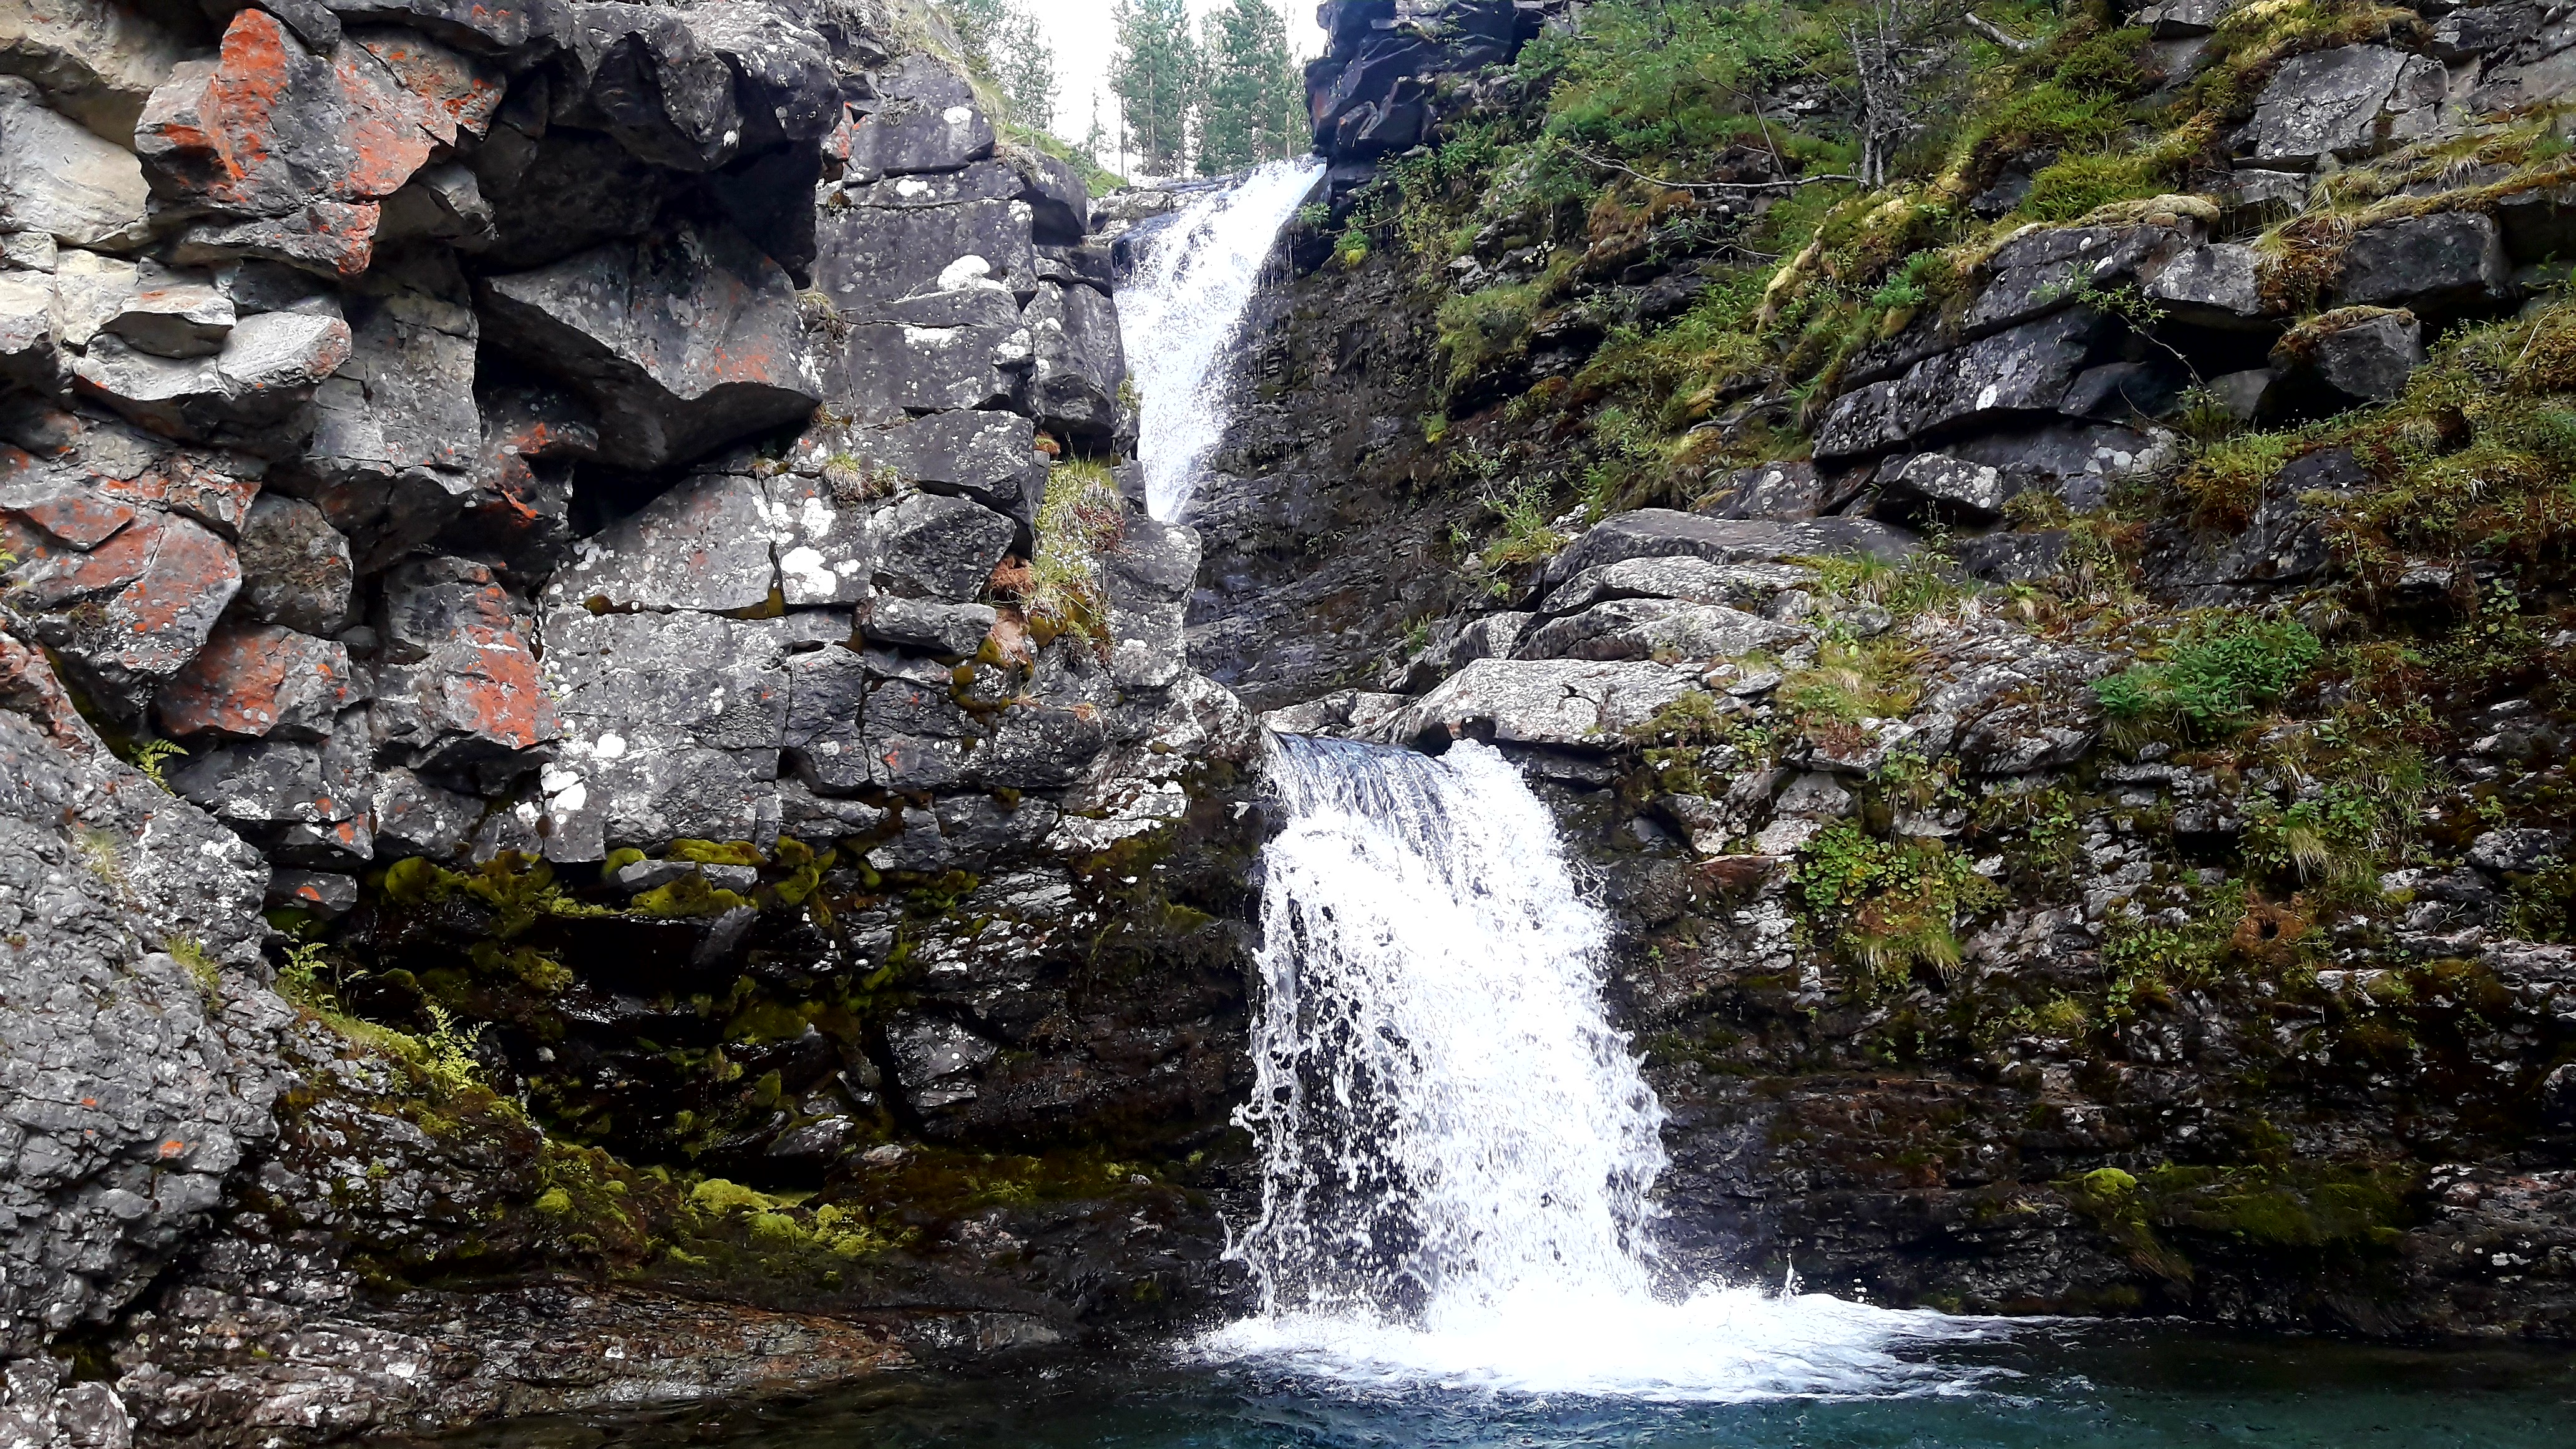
[
  {"left": 0, "top": 2, "right": 1262, "bottom": 1440},
  {"left": 1305, "top": 1, "right": 1569, "bottom": 190}
]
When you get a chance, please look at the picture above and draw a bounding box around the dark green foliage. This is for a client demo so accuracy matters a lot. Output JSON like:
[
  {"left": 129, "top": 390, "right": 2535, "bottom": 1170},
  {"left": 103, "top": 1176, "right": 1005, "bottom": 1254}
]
[
  {"left": 1112, "top": 0, "right": 1199, "bottom": 176},
  {"left": 950, "top": 0, "right": 1057, "bottom": 132},
  {"left": 2094, "top": 619, "right": 2323, "bottom": 738},
  {"left": 1197, "top": 0, "right": 1302, "bottom": 174}
]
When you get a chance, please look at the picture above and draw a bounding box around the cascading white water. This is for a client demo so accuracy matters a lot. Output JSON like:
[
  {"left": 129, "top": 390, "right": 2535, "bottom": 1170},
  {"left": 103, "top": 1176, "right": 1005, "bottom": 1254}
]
[
  {"left": 1115, "top": 158, "right": 1326, "bottom": 522},
  {"left": 1201, "top": 734, "right": 1993, "bottom": 1400}
]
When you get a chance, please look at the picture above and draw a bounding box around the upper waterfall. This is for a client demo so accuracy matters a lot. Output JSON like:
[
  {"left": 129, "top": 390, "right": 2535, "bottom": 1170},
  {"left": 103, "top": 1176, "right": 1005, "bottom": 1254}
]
[
  {"left": 1203, "top": 734, "right": 1994, "bottom": 1400},
  {"left": 1115, "top": 159, "right": 1326, "bottom": 522}
]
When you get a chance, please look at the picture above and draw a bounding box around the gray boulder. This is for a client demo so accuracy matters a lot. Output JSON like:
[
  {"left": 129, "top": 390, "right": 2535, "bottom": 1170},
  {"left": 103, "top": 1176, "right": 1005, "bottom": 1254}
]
[
  {"left": 3, "top": 508, "right": 241, "bottom": 721},
  {"left": 2240, "top": 46, "right": 2446, "bottom": 170},
  {"left": 155, "top": 621, "right": 357, "bottom": 742},
  {"left": 72, "top": 308, "right": 354, "bottom": 450},
  {"left": 1378, "top": 658, "right": 1699, "bottom": 752},
  {"left": 872, "top": 490, "right": 1015, "bottom": 602},
  {"left": 1025, "top": 281, "right": 1127, "bottom": 444},
  {"left": 1699, "top": 460, "right": 1844, "bottom": 520},
  {"left": 370, "top": 765, "right": 486, "bottom": 860},
  {"left": 1870, "top": 452, "right": 2015, "bottom": 524},
  {"left": 1517, "top": 598, "right": 1808, "bottom": 664},
  {"left": 810, "top": 198, "right": 1037, "bottom": 320},
  {"left": 0, "top": 633, "right": 281, "bottom": 1365},
  {"left": 1539, "top": 510, "right": 1916, "bottom": 591},
  {"left": 846, "top": 54, "right": 996, "bottom": 177},
  {"left": 0, "top": 76, "right": 149, "bottom": 251},
  {"left": 1815, "top": 309, "right": 2107, "bottom": 459},
  {"left": 373, "top": 557, "right": 559, "bottom": 779},
  {"left": 2285, "top": 308, "right": 2423, "bottom": 405},
  {"left": 100, "top": 265, "right": 235, "bottom": 358},
  {"left": 2144, "top": 242, "right": 2270, "bottom": 327},
  {"left": 763, "top": 473, "right": 877, "bottom": 609},
  {"left": 544, "top": 472, "right": 776, "bottom": 613},
  {"left": 1538, "top": 557, "right": 1816, "bottom": 617},
  {"left": 478, "top": 221, "right": 821, "bottom": 471},
  {"left": 847, "top": 409, "right": 1045, "bottom": 535},
  {"left": 778, "top": 646, "right": 872, "bottom": 795},
  {"left": 0, "top": 0, "right": 193, "bottom": 143},
  {"left": 300, "top": 252, "right": 481, "bottom": 545},
  {"left": 232, "top": 494, "right": 355, "bottom": 636},
  {"left": 2330, "top": 212, "right": 2512, "bottom": 315},
  {"left": 539, "top": 610, "right": 793, "bottom": 861},
  {"left": 866, "top": 597, "right": 997, "bottom": 656}
]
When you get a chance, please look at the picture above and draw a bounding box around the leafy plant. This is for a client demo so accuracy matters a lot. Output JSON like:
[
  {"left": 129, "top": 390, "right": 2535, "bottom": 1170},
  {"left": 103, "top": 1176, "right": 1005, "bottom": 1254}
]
[{"left": 2094, "top": 618, "right": 2323, "bottom": 740}]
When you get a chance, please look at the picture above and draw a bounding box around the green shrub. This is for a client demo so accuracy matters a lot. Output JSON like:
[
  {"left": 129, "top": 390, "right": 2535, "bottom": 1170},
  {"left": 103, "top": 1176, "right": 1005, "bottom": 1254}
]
[{"left": 2094, "top": 618, "right": 2323, "bottom": 738}]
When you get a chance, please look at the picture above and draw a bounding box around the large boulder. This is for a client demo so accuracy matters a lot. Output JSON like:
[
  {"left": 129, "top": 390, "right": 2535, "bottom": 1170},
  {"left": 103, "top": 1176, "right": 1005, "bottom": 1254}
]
[
  {"left": 810, "top": 197, "right": 1038, "bottom": 321},
  {"left": 167, "top": 723, "right": 376, "bottom": 867},
  {"left": 2239, "top": 46, "right": 2447, "bottom": 171},
  {"left": 1539, "top": 510, "right": 1916, "bottom": 591},
  {"left": 1024, "top": 281, "right": 1126, "bottom": 445},
  {"left": 542, "top": 471, "right": 776, "bottom": 612},
  {"left": 231, "top": 492, "right": 355, "bottom": 636},
  {"left": 371, "top": 555, "right": 557, "bottom": 781},
  {"left": 1814, "top": 309, "right": 2109, "bottom": 460},
  {"left": 1377, "top": 658, "right": 1699, "bottom": 752},
  {"left": 844, "top": 408, "right": 1045, "bottom": 537},
  {"left": 136, "top": 9, "right": 507, "bottom": 276},
  {"left": 477, "top": 220, "right": 821, "bottom": 471},
  {"left": 559, "top": 1, "right": 834, "bottom": 172},
  {"left": 71, "top": 306, "right": 355, "bottom": 449},
  {"left": 0, "top": 631, "right": 283, "bottom": 1365},
  {"left": 846, "top": 53, "right": 995, "bottom": 178},
  {"left": 2330, "top": 212, "right": 2512, "bottom": 316},
  {"left": 2144, "top": 242, "right": 2271, "bottom": 328},
  {"left": 1516, "top": 598, "right": 1808, "bottom": 664},
  {"left": 538, "top": 609, "right": 793, "bottom": 861},
  {"left": 1, "top": 504, "right": 242, "bottom": 720},
  {"left": 0, "top": 75, "right": 149, "bottom": 251},
  {"left": 155, "top": 620, "right": 358, "bottom": 741},
  {"left": 0, "top": 0, "right": 196, "bottom": 144},
  {"left": 297, "top": 250, "right": 482, "bottom": 558}
]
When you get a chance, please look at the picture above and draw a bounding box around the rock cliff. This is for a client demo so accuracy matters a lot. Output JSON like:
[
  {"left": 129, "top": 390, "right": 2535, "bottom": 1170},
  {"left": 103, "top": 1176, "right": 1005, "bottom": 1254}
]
[
  {"left": 1239, "top": 0, "right": 2576, "bottom": 1342},
  {"left": 2, "top": 1, "right": 1259, "bottom": 1441}
]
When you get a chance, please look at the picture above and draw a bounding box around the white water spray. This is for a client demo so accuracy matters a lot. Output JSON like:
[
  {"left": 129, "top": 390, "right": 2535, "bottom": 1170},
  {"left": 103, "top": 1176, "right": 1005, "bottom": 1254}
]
[
  {"left": 1201, "top": 734, "right": 1993, "bottom": 1400},
  {"left": 1116, "top": 159, "right": 1325, "bottom": 522}
]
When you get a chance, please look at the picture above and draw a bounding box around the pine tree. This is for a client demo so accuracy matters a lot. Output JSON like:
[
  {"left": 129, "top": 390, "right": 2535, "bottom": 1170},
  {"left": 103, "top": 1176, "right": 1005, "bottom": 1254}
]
[
  {"left": 1196, "top": 0, "right": 1302, "bottom": 175},
  {"left": 950, "top": 0, "right": 1056, "bottom": 134},
  {"left": 1111, "top": 0, "right": 1199, "bottom": 178}
]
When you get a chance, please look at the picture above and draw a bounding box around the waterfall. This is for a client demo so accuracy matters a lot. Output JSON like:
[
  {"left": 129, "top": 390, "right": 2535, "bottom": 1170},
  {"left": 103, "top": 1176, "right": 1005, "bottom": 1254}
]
[
  {"left": 1115, "top": 159, "right": 1325, "bottom": 522},
  {"left": 1201, "top": 734, "right": 1991, "bottom": 1400}
]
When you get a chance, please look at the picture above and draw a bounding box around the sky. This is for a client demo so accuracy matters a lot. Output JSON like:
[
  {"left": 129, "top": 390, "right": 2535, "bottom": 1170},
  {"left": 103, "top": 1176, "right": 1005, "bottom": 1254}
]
[{"left": 1030, "top": 1, "right": 1326, "bottom": 162}]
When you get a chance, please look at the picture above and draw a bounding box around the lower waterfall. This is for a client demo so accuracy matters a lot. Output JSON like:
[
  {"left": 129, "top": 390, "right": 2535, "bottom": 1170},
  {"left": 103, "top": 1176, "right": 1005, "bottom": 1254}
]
[{"left": 1201, "top": 734, "right": 1989, "bottom": 1400}]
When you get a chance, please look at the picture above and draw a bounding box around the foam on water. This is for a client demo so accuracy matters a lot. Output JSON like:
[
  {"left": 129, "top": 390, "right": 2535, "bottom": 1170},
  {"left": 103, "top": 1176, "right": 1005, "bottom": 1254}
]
[
  {"left": 1115, "top": 159, "right": 1325, "bottom": 522},
  {"left": 1201, "top": 734, "right": 1996, "bottom": 1400}
]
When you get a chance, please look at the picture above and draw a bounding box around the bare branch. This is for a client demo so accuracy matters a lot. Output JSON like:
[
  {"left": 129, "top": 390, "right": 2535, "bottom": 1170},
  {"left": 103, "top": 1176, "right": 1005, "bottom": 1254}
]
[{"left": 1963, "top": 12, "right": 2032, "bottom": 53}]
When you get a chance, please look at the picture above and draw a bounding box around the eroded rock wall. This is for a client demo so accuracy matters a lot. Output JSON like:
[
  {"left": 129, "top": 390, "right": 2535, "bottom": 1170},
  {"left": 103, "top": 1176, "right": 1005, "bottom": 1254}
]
[
  {"left": 1241, "top": 0, "right": 2576, "bottom": 1340},
  {"left": 2, "top": 1, "right": 1261, "bottom": 1440}
]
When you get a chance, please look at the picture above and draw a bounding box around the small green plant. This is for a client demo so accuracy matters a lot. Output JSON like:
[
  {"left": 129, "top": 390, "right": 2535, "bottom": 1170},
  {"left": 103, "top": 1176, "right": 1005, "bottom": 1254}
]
[
  {"left": 127, "top": 739, "right": 185, "bottom": 789},
  {"left": 1470, "top": 479, "right": 1571, "bottom": 587},
  {"left": 165, "top": 937, "right": 221, "bottom": 1002},
  {"left": 1022, "top": 461, "right": 1125, "bottom": 653},
  {"left": 1793, "top": 822, "right": 2004, "bottom": 993},
  {"left": 417, "top": 1001, "right": 490, "bottom": 1098},
  {"left": 2094, "top": 618, "right": 2322, "bottom": 741}
]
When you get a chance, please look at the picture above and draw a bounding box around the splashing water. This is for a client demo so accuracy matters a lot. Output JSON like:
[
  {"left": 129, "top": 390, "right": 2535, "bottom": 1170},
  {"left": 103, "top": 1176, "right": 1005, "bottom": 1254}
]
[
  {"left": 1116, "top": 159, "right": 1325, "bottom": 522},
  {"left": 1200, "top": 734, "right": 1998, "bottom": 1400}
]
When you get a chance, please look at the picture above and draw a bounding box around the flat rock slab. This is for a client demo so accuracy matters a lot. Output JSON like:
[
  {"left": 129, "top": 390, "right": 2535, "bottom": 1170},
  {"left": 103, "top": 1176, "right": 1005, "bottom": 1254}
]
[
  {"left": 1375, "top": 658, "right": 1699, "bottom": 752},
  {"left": 1539, "top": 510, "right": 1916, "bottom": 593}
]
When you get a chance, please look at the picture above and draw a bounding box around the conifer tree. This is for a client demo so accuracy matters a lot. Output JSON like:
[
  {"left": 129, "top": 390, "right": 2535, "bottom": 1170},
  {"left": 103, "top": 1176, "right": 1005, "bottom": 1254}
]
[
  {"left": 950, "top": 0, "right": 1057, "bottom": 133},
  {"left": 1197, "top": 0, "right": 1304, "bottom": 175},
  {"left": 1111, "top": 0, "right": 1201, "bottom": 177}
]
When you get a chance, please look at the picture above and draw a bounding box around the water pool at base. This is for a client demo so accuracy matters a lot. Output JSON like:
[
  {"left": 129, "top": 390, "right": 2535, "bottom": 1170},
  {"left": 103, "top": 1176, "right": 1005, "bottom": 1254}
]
[{"left": 446, "top": 1326, "right": 2574, "bottom": 1449}]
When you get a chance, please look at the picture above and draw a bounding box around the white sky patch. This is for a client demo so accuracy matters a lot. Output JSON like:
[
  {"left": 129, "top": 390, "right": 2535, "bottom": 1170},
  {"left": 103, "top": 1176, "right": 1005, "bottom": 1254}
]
[{"left": 1032, "top": 0, "right": 1326, "bottom": 162}]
